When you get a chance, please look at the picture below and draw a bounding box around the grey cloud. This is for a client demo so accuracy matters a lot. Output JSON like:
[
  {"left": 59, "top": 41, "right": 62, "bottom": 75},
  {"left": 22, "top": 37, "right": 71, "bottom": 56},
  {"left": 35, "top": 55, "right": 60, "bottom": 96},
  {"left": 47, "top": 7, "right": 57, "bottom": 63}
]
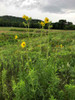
[
  {"left": 39, "top": 0, "right": 75, "bottom": 13},
  {"left": 0, "top": 0, "right": 75, "bottom": 13}
]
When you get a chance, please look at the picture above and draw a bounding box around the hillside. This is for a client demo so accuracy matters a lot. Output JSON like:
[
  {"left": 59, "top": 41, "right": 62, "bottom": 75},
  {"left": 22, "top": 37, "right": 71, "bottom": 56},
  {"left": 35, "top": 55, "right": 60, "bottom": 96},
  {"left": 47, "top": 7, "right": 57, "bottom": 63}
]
[{"left": 0, "top": 15, "right": 42, "bottom": 28}]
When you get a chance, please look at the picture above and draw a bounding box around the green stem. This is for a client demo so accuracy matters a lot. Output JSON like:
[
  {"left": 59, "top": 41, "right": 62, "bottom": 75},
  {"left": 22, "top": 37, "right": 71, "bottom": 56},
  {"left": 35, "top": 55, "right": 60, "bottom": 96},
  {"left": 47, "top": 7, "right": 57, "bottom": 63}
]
[
  {"left": 47, "top": 27, "right": 50, "bottom": 59},
  {"left": 40, "top": 27, "right": 43, "bottom": 55}
]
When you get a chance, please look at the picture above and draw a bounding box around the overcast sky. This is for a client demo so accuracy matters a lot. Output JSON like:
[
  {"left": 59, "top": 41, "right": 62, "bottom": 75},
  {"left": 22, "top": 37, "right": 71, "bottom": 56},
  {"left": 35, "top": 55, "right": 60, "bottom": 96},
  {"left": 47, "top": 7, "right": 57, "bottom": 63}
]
[{"left": 0, "top": 0, "right": 75, "bottom": 24}]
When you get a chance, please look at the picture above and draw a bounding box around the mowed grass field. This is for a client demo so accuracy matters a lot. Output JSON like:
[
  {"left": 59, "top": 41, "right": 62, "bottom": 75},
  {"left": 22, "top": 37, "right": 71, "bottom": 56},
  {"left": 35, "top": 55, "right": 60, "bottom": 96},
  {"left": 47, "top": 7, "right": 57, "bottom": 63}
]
[{"left": 0, "top": 27, "right": 75, "bottom": 100}]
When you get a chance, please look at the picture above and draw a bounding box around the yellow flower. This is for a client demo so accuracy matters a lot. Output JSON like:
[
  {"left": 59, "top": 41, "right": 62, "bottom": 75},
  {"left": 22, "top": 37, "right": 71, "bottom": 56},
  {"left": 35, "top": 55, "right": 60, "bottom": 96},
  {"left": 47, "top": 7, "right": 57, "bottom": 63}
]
[
  {"left": 21, "top": 42, "right": 26, "bottom": 48},
  {"left": 15, "top": 35, "right": 18, "bottom": 39},
  {"left": 22, "top": 15, "right": 26, "bottom": 19},
  {"left": 22, "top": 15, "right": 29, "bottom": 20},
  {"left": 41, "top": 22, "right": 45, "bottom": 26},
  {"left": 44, "top": 17, "right": 49, "bottom": 24},
  {"left": 60, "top": 44, "right": 63, "bottom": 48},
  {"left": 25, "top": 16, "right": 29, "bottom": 21}
]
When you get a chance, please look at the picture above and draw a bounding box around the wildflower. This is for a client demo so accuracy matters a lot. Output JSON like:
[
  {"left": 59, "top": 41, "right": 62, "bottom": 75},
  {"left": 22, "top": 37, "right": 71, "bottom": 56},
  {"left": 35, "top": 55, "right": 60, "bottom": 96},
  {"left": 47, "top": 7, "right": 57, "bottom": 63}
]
[
  {"left": 25, "top": 16, "right": 29, "bottom": 21},
  {"left": 41, "top": 22, "right": 45, "bottom": 27},
  {"left": 60, "top": 44, "right": 63, "bottom": 48},
  {"left": 44, "top": 17, "right": 49, "bottom": 24},
  {"left": 21, "top": 42, "right": 26, "bottom": 48},
  {"left": 22, "top": 15, "right": 26, "bottom": 19},
  {"left": 15, "top": 35, "right": 18, "bottom": 39},
  {"left": 22, "top": 15, "right": 29, "bottom": 20}
]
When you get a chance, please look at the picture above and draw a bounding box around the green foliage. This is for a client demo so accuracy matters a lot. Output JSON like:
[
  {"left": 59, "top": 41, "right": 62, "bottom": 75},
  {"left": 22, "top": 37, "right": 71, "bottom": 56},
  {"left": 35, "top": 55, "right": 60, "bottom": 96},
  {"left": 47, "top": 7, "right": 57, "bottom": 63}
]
[
  {"left": 65, "top": 84, "right": 75, "bottom": 100},
  {"left": 2, "top": 68, "right": 9, "bottom": 100},
  {"left": 0, "top": 33, "right": 18, "bottom": 47},
  {"left": 49, "top": 95, "right": 56, "bottom": 100},
  {"left": 52, "top": 20, "right": 75, "bottom": 30}
]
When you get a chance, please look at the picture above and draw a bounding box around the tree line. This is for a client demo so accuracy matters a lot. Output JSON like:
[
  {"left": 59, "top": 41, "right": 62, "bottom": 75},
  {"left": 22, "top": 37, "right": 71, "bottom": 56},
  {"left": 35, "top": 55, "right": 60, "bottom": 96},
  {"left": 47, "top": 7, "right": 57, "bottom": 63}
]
[{"left": 0, "top": 15, "right": 75, "bottom": 30}]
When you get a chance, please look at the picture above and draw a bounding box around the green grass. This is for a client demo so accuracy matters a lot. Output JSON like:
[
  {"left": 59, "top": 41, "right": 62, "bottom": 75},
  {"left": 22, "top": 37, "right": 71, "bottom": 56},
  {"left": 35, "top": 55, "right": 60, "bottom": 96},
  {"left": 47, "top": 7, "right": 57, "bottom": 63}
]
[{"left": 0, "top": 27, "right": 75, "bottom": 100}]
